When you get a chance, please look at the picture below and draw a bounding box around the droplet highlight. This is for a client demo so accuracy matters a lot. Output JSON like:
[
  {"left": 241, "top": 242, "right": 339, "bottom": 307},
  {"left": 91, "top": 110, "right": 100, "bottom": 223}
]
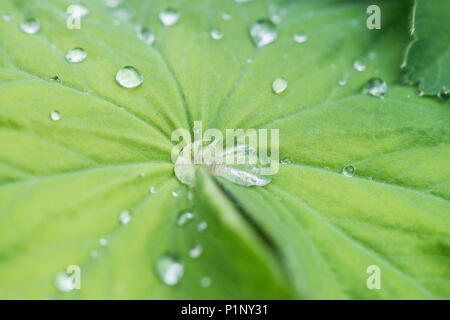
[
  {"left": 50, "top": 110, "right": 60, "bottom": 121},
  {"left": 210, "top": 29, "right": 223, "bottom": 40},
  {"left": 353, "top": 60, "right": 366, "bottom": 72},
  {"left": 293, "top": 33, "right": 307, "bottom": 43},
  {"left": 188, "top": 243, "right": 203, "bottom": 259},
  {"left": 159, "top": 8, "right": 180, "bottom": 26},
  {"left": 177, "top": 211, "right": 195, "bottom": 227},
  {"left": 119, "top": 209, "right": 131, "bottom": 224},
  {"left": 156, "top": 253, "right": 184, "bottom": 286}
]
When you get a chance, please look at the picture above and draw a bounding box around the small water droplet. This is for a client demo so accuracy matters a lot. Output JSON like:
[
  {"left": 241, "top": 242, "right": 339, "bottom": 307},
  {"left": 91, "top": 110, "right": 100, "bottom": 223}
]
[
  {"left": 65, "top": 48, "right": 87, "bottom": 63},
  {"left": 418, "top": 90, "right": 424, "bottom": 97},
  {"left": 20, "top": 18, "right": 40, "bottom": 34},
  {"left": 293, "top": 33, "right": 307, "bottom": 43},
  {"left": 104, "top": 0, "right": 122, "bottom": 8},
  {"left": 90, "top": 250, "right": 99, "bottom": 258},
  {"left": 2, "top": 13, "right": 12, "bottom": 22},
  {"left": 200, "top": 276, "right": 211, "bottom": 288},
  {"left": 116, "top": 66, "right": 143, "bottom": 88},
  {"left": 342, "top": 165, "right": 355, "bottom": 177},
  {"left": 54, "top": 271, "right": 76, "bottom": 292},
  {"left": 150, "top": 186, "right": 157, "bottom": 194},
  {"left": 338, "top": 78, "right": 347, "bottom": 86},
  {"left": 70, "top": 4, "right": 89, "bottom": 18},
  {"left": 177, "top": 212, "right": 194, "bottom": 227},
  {"left": 368, "top": 51, "right": 377, "bottom": 60},
  {"left": 364, "top": 78, "right": 387, "bottom": 98},
  {"left": 156, "top": 253, "right": 184, "bottom": 286},
  {"left": 171, "top": 190, "right": 179, "bottom": 198},
  {"left": 250, "top": 19, "right": 277, "bottom": 48},
  {"left": 210, "top": 29, "right": 223, "bottom": 40},
  {"left": 272, "top": 77, "right": 288, "bottom": 94},
  {"left": 197, "top": 221, "right": 208, "bottom": 233},
  {"left": 280, "top": 157, "right": 292, "bottom": 164},
  {"left": 247, "top": 58, "right": 253, "bottom": 64},
  {"left": 137, "top": 27, "right": 155, "bottom": 45},
  {"left": 50, "top": 110, "right": 60, "bottom": 121},
  {"left": 119, "top": 209, "right": 131, "bottom": 224},
  {"left": 159, "top": 8, "right": 180, "bottom": 26},
  {"left": 353, "top": 60, "right": 366, "bottom": 72},
  {"left": 188, "top": 243, "right": 203, "bottom": 259},
  {"left": 99, "top": 238, "right": 108, "bottom": 246},
  {"left": 222, "top": 13, "right": 231, "bottom": 21}
]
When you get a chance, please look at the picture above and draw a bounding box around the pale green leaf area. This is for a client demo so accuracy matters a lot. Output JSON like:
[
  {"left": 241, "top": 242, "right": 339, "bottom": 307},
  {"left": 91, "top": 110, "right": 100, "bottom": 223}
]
[
  {"left": 0, "top": 0, "right": 448, "bottom": 299},
  {"left": 403, "top": 0, "right": 450, "bottom": 95}
]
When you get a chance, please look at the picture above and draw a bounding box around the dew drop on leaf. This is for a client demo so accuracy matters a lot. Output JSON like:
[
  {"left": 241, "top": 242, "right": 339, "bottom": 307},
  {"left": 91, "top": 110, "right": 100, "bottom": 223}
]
[
  {"left": 99, "top": 238, "right": 108, "bottom": 246},
  {"left": 155, "top": 254, "right": 184, "bottom": 286},
  {"left": 118, "top": 209, "right": 131, "bottom": 224},
  {"left": 353, "top": 60, "right": 366, "bottom": 72},
  {"left": 364, "top": 78, "right": 387, "bottom": 98},
  {"left": 65, "top": 48, "right": 87, "bottom": 63},
  {"left": 171, "top": 190, "right": 179, "bottom": 198},
  {"left": 250, "top": 19, "right": 277, "bottom": 48},
  {"left": 159, "top": 8, "right": 180, "bottom": 26},
  {"left": 54, "top": 272, "right": 76, "bottom": 292},
  {"left": 200, "top": 276, "right": 212, "bottom": 288},
  {"left": 115, "top": 66, "right": 143, "bottom": 88},
  {"left": 342, "top": 165, "right": 355, "bottom": 177},
  {"left": 293, "top": 33, "right": 307, "bottom": 43},
  {"left": 2, "top": 13, "right": 12, "bottom": 22},
  {"left": 210, "top": 29, "right": 223, "bottom": 40},
  {"left": 149, "top": 186, "right": 157, "bottom": 194},
  {"left": 188, "top": 243, "right": 203, "bottom": 259},
  {"left": 177, "top": 211, "right": 195, "bottom": 227},
  {"left": 20, "top": 18, "right": 40, "bottom": 34},
  {"left": 104, "top": 0, "right": 122, "bottom": 8},
  {"left": 197, "top": 221, "right": 208, "bottom": 233},
  {"left": 70, "top": 4, "right": 89, "bottom": 18},
  {"left": 137, "top": 27, "right": 155, "bottom": 46},
  {"left": 50, "top": 110, "right": 60, "bottom": 121},
  {"left": 221, "top": 13, "right": 231, "bottom": 21},
  {"left": 272, "top": 77, "right": 288, "bottom": 94},
  {"left": 280, "top": 157, "right": 292, "bottom": 164}
]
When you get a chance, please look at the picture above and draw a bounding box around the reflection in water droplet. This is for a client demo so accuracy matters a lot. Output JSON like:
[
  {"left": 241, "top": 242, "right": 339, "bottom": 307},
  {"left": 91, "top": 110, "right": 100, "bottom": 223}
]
[
  {"left": 197, "top": 221, "right": 208, "bottom": 233},
  {"left": 116, "top": 66, "right": 143, "bottom": 88},
  {"left": 177, "top": 212, "right": 194, "bottom": 227},
  {"left": 55, "top": 272, "right": 75, "bottom": 292},
  {"left": 188, "top": 243, "right": 203, "bottom": 259},
  {"left": 159, "top": 8, "right": 180, "bottom": 26},
  {"left": 20, "top": 18, "right": 40, "bottom": 34},
  {"left": 353, "top": 60, "right": 366, "bottom": 72},
  {"left": 50, "top": 110, "right": 60, "bottom": 121},
  {"left": 342, "top": 165, "right": 355, "bottom": 177},
  {"left": 65, "top": 48, "right": 87, "bottom": 63},
  {"left": 293, "top": 33, "right": 307, "bottom": 43},
  {"left": 272, "top": 78, "right": 288, "bottom": 94},
  {"left": 250, "top": 19, "right": 277, "bottom": 48},
  {"left": 364, "top": 78, "right": 387, "bottom": 98},
  {"left": 200, "top": 276, "right": 212, "bottom": 288},
  {"left": 137, "top": 27, "right": 155, "bottom": 45},
  {"left": 156, "top": 253, "right": 184, "bottom": 286},
  {"left": 210, "top": 29, "right": 223, "bottom": 40},
  {"left": 119, "top": 209, "right": 131, "bottom": 224}
]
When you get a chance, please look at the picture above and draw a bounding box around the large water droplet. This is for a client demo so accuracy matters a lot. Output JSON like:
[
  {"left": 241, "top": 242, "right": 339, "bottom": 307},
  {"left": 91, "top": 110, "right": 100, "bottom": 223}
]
[
  {"left": 137, "top": 27, "right": 155, "bottom": 45},
  {"left": 200, "top": 276, "right": 212, "bottom": 288},
  {"left": 159, "top": 8, "right": 180, "bottom": 26},
  {"left": 54, "top": 272, "right": 76, "bottom": 292},
  {"left": 210, "top": 29, "right": 223, "bottom": 40},
  {"left": 50, "top": 110, "right": 60, "bottom": 121},
  {"left": 342, "top": 165, "right": 355, "bottom": 177},
  {"left": 116, "top": 66, "right": 143, "bottom": 88},
  {"left": 155, "top": 253, "right": 184, "bottom": 286},
  {"left": 353, "top": 60, "right": 366, "bottom": 72},
  {"left": 250, "top": 19, "right": 277, "bottom": 48},
  {"left": 188, "top": 243, "right": 203, "bottom": 259},
  {"left": 364, "top": 78, "right": 387, "bottom": 98},
  {"left": 65, "top": 48, "right": 87, "bottom": 63},
  {"left": 177, "top": 211, "right": 194, "bottom": 227},
  {"left": 119, "top": 209, "right": 131, "bottom": 224},
  {"left": 272, "top": 77, "right": 288, "bottom": 94},
  {"left": 293, "top": 33, "right": 308, "bottom": 43},
  {"left": 197, "top": 221, "right": 208, "bottom": 233},
  {"left": 20, "top": 18, "right": 40, "bottom": 34}
]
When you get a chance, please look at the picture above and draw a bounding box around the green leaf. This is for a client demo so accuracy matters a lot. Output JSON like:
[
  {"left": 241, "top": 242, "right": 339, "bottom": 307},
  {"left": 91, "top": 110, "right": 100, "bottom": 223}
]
[
  {"left": 0, "top": 0, "right": 449, "bottom": 299},
  {"left": 403, "top": 0, "right": 450, "bottom": 95}
]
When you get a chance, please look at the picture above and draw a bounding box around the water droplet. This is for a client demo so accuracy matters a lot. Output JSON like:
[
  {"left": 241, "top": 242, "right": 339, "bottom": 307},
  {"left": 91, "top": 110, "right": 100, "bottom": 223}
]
[
  {"left": 363, "top": 78, "right": 387, "bottom": 98},
  {"left": 137, "top": 27, "right": 155, "bottom": 45},
  {"left": 171, "top": 190, "right": 179, "bottom": 198},
  {"left": 119, "top": 209, "right": 131, "bottom": 224},
  {"left": 272, "top": 77, "right": 288, "bottom": 94},
  {"left": 188, "top": 243, "right": 203, "bottom": 259},
  {"left": 90, "top": 250, "right": 99, "bottom": 258},
  {"left": 116, "top": 66, "right": 143, "bottom": 88},
  {"left": 418, "top": 90, "right": 424, "bottom": 97},
  {"left": 177, "top": 211, "right": 194, "bottom": 227},
  {"left": 104, "top": 0, "right": 122, "bottom": 8},
  {"left": 269, "top": 5, "right": 285, "bottom": 24},
  {"left": 20, "top": 18, "right": 40, "bottom": 34},
  {"left": 280, "top": 157, "right": 292, "bottom": 164},
  {"left": 55, "top": 272, "right": 76, "bottom": 292},
  {"left": 222, "top": 13, "right": 231, "bottom": 21},
  {"left": 293, "top": 33, "right": 307, "bottom": 43},
  {"left": 342, "top": 165, "right": 355, "bottom": 178},
  {"left": 2, "top": 13, "right": 12, "bottom": 22},
  {"left": 200, "top": 276, "right": 212, "bottom": 288},
  {"left": 149, "top": 186, "right": 157, "bottom": 194},
  {"left": 50, "top": 110, "right": 60, "bottom": 121},
  {"left": 99, "top": 238, "right": 108, "bottom": 246},
  {"left": 65, "top": 48, "right": 87, "bottom": 63},
  {"left": 70, "top": 4, "right": 89, "bottom": 18},
  {"left": 159, "top": 8, "right": 180, "bottom": 26},
  {"left": 368, "top": 51, "right": 377, "bottom": 60},
  {"left": 210, "top": 29, "right": 223, "bottom": 40},
  {"left": 249, "top": 19, "right": 277, "bottom": 48},
  {"left": 353, "top": 60, "right": 366, "bottom": 72},
  {"left": 197, "top": 221, "right": 208, "bottom": 233},
  {"left": 338, "top": 78, "right": 347, "bottom": 86},
  {"left": 437, "top": 89, "right": 449, "bottom": 101},
  {"left": 247, "top": 58, "right": 253, "bottom": 64},
  {"left": 155, "top": 253, "right": 184, "bottom": 286}
]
